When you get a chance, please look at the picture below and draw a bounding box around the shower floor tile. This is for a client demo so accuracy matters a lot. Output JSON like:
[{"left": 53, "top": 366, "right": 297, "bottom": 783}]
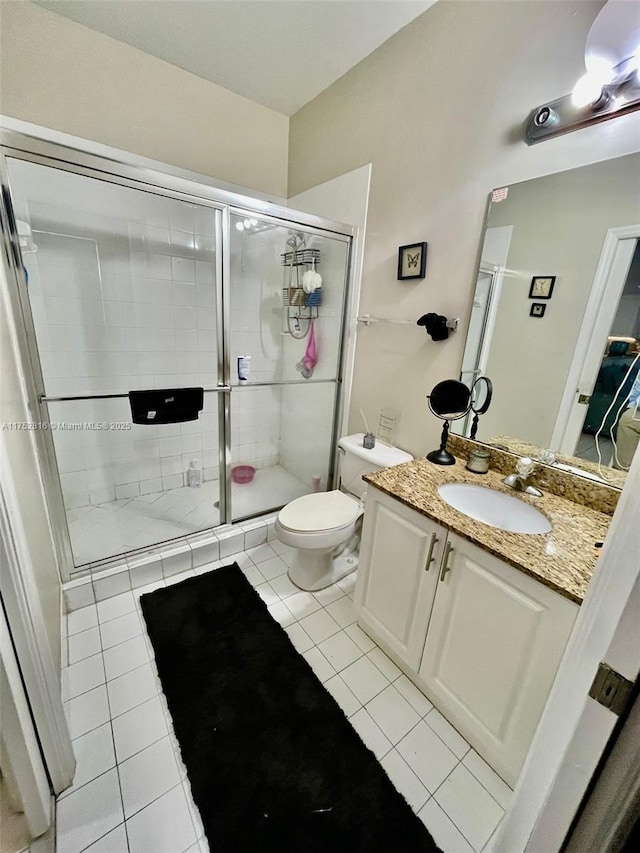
[
  {"left": 59, "top": 552, "right": 512, "bottom": 853},
  {"left": 68, "top": 465, "right": 308, "bottom": 566}
]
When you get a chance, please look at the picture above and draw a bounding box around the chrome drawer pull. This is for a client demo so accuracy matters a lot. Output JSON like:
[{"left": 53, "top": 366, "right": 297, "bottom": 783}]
[
  {"left": 440, "top": 542, "right": 454, "bottom": 581},
  {"left": 425, "top": 532, "right": 439, "bottom": 571}
]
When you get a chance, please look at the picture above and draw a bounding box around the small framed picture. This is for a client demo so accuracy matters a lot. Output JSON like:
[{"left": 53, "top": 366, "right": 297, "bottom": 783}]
[
  {"left": 530, "top": 302, "right": 546, "bottom": 318},
  {"left": 528, "top": 276, "right": 556, "bottom": 299},
  {"left": 398, "top": 242, "right": 428, "bottom": 280}
]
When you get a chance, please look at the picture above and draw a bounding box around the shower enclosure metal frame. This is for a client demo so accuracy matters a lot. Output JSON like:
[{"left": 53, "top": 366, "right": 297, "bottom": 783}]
[{"left": 0, "top": 128, "right": 355, "bottom": 581}]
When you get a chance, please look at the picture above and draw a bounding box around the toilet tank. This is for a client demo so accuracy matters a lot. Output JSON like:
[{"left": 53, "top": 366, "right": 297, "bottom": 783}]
[{"left": 338, "top": 433, "right": 413, "bottom": 498}]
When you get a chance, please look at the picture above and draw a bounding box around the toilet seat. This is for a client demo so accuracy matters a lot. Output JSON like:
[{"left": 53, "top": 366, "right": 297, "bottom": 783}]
[{"left": 277, "top": 490, "right": 361, "bottom": 534}]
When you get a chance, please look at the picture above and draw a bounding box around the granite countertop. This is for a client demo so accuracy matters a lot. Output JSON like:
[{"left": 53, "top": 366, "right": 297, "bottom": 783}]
[
  {"left": 364, "top": 457, "right": 611, "bottom": 605},
  {"left": 487, "top": 435, "right": 627, "bottom": 490}
]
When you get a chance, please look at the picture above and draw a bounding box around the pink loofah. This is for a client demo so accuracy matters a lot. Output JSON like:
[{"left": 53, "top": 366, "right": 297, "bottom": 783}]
[
  {"left": 296, "top": 319, "right": 318, "bottom": 379},
  {"left": 302, "top": 319, "right": 318, "bottom": 372}
]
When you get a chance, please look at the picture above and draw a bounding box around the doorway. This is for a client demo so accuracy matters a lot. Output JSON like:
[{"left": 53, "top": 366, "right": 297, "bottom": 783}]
[{"left": 574, "top": 240, "right": 640, "bottom": 468}]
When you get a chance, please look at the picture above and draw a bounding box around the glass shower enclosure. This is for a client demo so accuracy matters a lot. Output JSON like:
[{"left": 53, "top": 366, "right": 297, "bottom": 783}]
[{"left": 0, "top": 132, "right": 353, "bottom": 575}]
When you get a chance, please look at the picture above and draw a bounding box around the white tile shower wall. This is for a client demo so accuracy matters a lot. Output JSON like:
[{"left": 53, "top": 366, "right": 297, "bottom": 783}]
[
  {"left": 230, "top": 386, "right": 282, "bottom": 472},
  {"left": 228, "top": 227, "right": 283, "bottom": 474},
  {"left": 229, "top": 226, "right": 347, "bottom": 386},
  {"left": 280, "top": 383, "right": 337, "bottom": 492},
  {"left": 14, "top": 164, "right": 349, "bottom": 520},
  {"left": 23, "top": 196, "right": 218, "bottom": 398},
  {"left": 12, "top": 162, "right": 221, "bottom": 509},
  {"left": 229, "top": 225, "right": 348, "bottom": 484},
  {"left": 278, "top": 234, "right": 347, "bottom": 490},
  {"left": 50, "top": 396, "right": 219, "bottom": 510},
  {"left": 229, "top": 227, "right": 283, "bottom": 385}
]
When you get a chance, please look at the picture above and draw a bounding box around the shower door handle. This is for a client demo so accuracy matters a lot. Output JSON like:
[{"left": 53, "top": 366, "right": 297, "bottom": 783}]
[
  {"left": 425, "top": 532, "right": 439, "bottom": 571},
  {"left": 40, "top": 385, "right": 232, "bottom": 403}
]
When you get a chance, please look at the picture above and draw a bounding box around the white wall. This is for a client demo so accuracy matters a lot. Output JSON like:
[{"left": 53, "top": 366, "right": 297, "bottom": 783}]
[
  {"left": 0, "top": 1, "right": 289, "bottom": 197},
  {"left": 288, "top": 0, "right": 640, "bottom": 457}
]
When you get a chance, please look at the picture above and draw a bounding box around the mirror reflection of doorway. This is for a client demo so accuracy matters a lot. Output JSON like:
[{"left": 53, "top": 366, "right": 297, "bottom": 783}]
[
  {"left": 459, "top": 265, "right": 499, "bottom": 436},
  {"left": 568, "top": 239, "right": 640, "bottom": 470}
]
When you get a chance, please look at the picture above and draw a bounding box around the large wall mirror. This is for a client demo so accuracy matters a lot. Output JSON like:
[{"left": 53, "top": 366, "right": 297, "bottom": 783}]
[{"left": 455, "top": 152, "right": 640, "bottom": 490}]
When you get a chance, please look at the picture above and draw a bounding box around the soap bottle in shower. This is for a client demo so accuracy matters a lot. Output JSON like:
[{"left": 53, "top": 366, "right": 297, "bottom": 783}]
[
  {"left": 238, "top": 355, "right": 251, "bottom": 384},
  {"left": 188, "top": 460, "right": 202, "bottom": 488}
]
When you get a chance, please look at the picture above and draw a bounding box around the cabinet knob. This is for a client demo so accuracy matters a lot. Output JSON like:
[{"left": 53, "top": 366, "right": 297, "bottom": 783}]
[
  {"left": 425, "top": 532, "right": 439, "bottom": 571},
  {"left": 440, "top": 542, "right": 454, "bottom": 581}
]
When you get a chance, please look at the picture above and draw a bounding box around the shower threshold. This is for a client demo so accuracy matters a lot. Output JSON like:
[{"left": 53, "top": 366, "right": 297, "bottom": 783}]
[{"left": 66, "top": 464, "right": 309, "bottom": 568}]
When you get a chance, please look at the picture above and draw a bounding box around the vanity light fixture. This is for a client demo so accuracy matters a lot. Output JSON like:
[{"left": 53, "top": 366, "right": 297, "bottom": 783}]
[{"left": 525, "top": 0, "right": 640, "bottom": 144}]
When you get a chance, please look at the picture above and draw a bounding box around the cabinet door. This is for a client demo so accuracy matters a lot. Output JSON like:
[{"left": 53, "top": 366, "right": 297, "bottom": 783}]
[
  {"left": 354, "top": 489, "right": 445, "bottom": 670},
  {"left": 418, "top": 532, "right": 578, "bottom": 786}
]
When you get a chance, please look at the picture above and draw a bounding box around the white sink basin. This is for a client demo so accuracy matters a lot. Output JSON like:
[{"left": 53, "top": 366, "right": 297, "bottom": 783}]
[{"left": 438, "top": 483, "right": 552, "bottom": 534}]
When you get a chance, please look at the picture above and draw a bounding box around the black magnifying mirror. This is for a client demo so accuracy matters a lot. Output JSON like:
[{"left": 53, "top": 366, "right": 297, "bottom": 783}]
[
  {"left": 469, "top": 376, "right": 493, "bottom": 440},
  {"left": 426, "top": 379, "right": 472, "bottom": 465}
]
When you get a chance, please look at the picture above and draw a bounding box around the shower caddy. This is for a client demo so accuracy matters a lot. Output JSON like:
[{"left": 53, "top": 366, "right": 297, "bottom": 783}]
[{"left": 281, "top": 246, "right": 321, "bottom": 339}]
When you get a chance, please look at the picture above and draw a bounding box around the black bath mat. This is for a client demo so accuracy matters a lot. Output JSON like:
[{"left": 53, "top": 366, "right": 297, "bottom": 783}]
[{"left": 140, "top": 564, "right": 441, "bottom": 853}]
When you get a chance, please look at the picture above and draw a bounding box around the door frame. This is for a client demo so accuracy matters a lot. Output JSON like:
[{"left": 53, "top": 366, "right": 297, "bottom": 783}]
[
  {"left": 494, "top": 438, "right": 640, "bottom": 851},
  {"left": 0, "top": 602, "right": 53, "bottom": 841},
  {"left": 564, "top": 688, "right": 640, "bottom": 852},
  {"left": 551, "top": 224, "right": 640, "bottom": 454},
  {"left": 0, "top": 432, "right": 76, "bottom": 795}
]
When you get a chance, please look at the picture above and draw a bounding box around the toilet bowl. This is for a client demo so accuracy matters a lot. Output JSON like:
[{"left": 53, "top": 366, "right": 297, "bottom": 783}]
[
  {"left": 275, "top": 434, "right": 413, "bottom": 591},
  {"left": 275, "top": 490, "right": 363, "bottom": 591}
]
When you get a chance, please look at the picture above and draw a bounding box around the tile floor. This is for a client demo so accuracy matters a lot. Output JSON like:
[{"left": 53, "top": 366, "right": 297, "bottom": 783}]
[
  {"left": 574, "top": 432, "right": 613, "bottom": 464},
  {"left": 59, "top": 542, "right": 512, "bottom": 853},
  {"left": 67, "top": 465, "right": 308, "bottom": 566}
]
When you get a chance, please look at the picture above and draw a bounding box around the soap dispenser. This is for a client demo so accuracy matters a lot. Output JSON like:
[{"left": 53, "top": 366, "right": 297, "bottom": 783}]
[{"left": 187, "top": 459, "right": 202, "bottom": 488}]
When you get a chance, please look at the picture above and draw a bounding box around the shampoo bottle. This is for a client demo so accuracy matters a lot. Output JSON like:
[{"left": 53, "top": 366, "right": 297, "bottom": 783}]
[{"left": 238, "top": 355, "right": 251, "bottom": 384}]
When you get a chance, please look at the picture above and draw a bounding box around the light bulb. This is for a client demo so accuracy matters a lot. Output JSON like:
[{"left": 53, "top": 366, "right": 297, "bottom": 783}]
[
  {"left": 572, "top": 72, "right": 603, "bottom": 108},
  {"left": 585, "top": 56, "right": 616, "bottom": 85},
  {"left": 250, "top": 219, "right": 258, "bottom": 227},
  {"left": 235, "top": 221, "right": 244, "bottom": 231},
  {"left": 244, "top": 219, "right": 252, "bottom": 228}
]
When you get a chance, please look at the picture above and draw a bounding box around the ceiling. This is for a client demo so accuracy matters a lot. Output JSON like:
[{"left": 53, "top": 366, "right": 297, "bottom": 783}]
[{"left": 33, "top": 0, "right": 436, "bottom": 116}]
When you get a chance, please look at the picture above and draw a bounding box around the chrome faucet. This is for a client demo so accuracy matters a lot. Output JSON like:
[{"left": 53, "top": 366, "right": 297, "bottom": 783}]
[{"left": 503, "top": 457, "right": 543, "bottom": 497}]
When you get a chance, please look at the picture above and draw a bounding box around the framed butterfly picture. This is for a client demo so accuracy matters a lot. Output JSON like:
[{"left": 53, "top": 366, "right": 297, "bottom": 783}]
[{"left": 397, "top": 242, "right": 428, "bottom": 280}]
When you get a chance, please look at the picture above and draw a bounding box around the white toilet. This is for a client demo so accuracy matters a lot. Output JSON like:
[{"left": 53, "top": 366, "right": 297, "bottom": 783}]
[{"left": 275, "top": 433, "right": 412, "bottom": 591}]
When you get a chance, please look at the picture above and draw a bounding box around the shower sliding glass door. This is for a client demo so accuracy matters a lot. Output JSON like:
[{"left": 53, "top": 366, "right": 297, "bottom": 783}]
[
  {"left": 228, "top": 214, "right": 349, "bottom": 520},
  {"left": 4, "top": 157, "right": 225, "bottom": 568},
  {"left": 1, "top": 140, "right": 353, "bottom": 575}
]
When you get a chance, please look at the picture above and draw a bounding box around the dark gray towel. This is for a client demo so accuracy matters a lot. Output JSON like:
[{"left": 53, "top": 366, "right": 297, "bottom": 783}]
[{"left": 128, "top": 387, "right": 204, "bottom": 424}]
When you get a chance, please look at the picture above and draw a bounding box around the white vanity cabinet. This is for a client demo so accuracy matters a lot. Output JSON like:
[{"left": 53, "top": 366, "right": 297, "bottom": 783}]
[
  {"left": 354, "top": 487, "right": 578, "bottom": 786},
  {"left": 417, "top": 530, "right": 578, "bottom": 784},
  {"left": 355, "top": 488, "right": 444, "bottom": 670}
]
